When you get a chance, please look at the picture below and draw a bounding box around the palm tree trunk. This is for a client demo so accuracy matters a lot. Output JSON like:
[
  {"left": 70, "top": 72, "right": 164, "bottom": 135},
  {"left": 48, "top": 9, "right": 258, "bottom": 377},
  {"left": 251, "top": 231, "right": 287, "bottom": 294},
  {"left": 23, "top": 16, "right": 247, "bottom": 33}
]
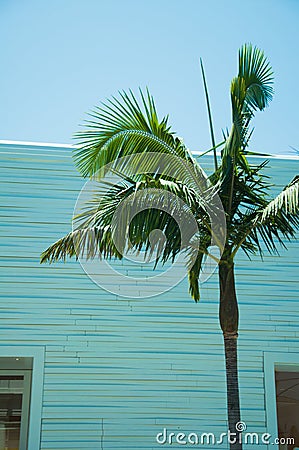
[
  {"left": 219, "top": 261, "right": 242, "bottom": 450},
  {"left": 223, "top": 332, "right": 242, "bottom": 449}
]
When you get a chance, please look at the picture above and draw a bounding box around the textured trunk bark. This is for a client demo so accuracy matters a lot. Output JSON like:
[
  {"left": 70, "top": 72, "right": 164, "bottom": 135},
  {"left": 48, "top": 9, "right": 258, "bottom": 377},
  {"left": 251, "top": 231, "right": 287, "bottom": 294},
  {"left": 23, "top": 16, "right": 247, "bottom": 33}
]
[
  {"left": 224, "top": 333, "right": 242, "bottom": 450},
  {"left": 219, "top": 261, "right": 242, "bottom": 450}
]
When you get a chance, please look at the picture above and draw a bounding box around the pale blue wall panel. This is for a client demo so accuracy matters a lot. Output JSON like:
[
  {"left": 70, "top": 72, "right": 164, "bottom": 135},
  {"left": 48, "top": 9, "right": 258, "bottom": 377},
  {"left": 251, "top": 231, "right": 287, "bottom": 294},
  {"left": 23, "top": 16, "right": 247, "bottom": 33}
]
[{"left": 0, "top": 142, "right": 298, "bottom": 449}]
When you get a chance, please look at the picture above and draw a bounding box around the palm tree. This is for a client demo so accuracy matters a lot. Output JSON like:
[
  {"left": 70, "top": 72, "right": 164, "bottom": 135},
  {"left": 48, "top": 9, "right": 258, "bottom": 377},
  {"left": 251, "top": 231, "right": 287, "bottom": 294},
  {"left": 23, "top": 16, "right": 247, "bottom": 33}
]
[{"left": 41, "top": 44, "right": 299, "bottom": 449}]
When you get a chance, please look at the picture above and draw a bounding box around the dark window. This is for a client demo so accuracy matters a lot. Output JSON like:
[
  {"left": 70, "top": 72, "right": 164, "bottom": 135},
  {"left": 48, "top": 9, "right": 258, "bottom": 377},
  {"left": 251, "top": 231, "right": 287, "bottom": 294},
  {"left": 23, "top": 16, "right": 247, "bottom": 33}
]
[
  {"left": 276, "top": 370, "right": 299, "bottom": 450},
  {"left": 0, "top": 358, "right": 32, "bottom": 450}
]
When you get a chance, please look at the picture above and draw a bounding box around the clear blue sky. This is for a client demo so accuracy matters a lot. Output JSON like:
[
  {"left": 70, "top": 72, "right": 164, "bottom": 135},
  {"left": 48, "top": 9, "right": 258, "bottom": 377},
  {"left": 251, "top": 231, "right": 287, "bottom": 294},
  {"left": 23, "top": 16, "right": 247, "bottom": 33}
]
[{"left": 0, "top": 0, "right": 298, "bottom": 155}]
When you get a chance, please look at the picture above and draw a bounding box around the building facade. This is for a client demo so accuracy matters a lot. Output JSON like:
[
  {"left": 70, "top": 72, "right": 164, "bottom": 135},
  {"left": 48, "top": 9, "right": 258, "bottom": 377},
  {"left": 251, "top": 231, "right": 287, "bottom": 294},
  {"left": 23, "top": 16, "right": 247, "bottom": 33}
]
[{"left": 0, "top": 141, "right": 298, "bottom": 449}]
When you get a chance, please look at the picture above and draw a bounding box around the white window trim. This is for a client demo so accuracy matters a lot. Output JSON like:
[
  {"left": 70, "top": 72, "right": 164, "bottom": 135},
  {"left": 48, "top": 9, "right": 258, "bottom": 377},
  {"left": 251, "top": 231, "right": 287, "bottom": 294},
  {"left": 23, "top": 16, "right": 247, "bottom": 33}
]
[
  {"left": 0, "top": 346, "right": 45, "bottom": 450},
  {"left": 264, "top": 351, "right": 299, "bottom": 450},
  {"left": 0, "top": 368, "right": 31, "bottom": 449}
]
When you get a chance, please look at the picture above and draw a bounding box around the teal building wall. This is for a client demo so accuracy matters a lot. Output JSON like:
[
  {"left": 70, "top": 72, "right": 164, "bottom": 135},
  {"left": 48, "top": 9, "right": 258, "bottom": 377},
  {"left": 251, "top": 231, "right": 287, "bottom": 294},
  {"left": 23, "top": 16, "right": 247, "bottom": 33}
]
[{"left": 0, "top": 141, "right": 298, "bottom": 449}]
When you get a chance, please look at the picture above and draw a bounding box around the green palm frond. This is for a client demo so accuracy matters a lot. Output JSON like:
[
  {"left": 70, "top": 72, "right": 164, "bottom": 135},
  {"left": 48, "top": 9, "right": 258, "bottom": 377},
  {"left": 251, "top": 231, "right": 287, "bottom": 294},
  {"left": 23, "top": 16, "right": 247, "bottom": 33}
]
[
  {"left": 187, "top": 231, "right": 213, "bottom": 302},
  {"left": 74, "top": 89, "right": 194, "bottom": 178},
  {"left": 234, "top": 44, "right": 273, "bottom": 147},
  {"left": 200, "top": 58, "right": 218, "bottom": 171},
  {"left": 238, "top": 43, "right": 274, "bottom": 112},
  {"left": 230, "top": 175, "right": 299, "bottom": 257},
  {"left": 41, "top": 171, "right": 214, "bottom": 271},
  {"left": 261, "top": 176, "right": 299, "bottom": 220},
  {"left": 40, "top": 226, "right": 122, "bottom": 264},
  {"left": 251, "top": 175, "right": 299, "bottom": 254},
  {"left": 188, "top": 253, "right": 204, "bottom": 302},
  {"left": 220, "top": 44, "right": 274, "bottom": 215}
]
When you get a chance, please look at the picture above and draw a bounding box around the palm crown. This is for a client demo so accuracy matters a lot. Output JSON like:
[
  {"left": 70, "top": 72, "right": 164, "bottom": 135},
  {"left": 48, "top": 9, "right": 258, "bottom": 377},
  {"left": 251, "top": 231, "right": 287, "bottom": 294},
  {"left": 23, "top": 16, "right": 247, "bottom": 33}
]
[{"left": 41, "top": 44, "right": 299, "bottom": 301}]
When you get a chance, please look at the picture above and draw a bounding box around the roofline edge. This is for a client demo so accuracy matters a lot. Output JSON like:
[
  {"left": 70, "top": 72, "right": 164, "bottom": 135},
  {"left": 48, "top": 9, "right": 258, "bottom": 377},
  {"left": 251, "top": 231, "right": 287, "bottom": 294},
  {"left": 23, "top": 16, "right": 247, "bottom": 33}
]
[{"left": 0, "top": 140, "right": 298, "bottom": 160}]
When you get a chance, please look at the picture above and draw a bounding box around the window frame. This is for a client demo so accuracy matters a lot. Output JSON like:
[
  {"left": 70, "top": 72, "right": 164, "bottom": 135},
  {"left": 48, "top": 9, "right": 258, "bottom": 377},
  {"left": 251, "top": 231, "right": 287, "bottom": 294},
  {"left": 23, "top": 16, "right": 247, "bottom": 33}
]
[
  {"left": 264, "top": 351, "right": 299, "bottom": 450},
  {"left": 0, "top": 368, "right": 32, "bottom": 449},
  {"left": 0, "top": 346, "right": 45, "bottom": 450}
]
